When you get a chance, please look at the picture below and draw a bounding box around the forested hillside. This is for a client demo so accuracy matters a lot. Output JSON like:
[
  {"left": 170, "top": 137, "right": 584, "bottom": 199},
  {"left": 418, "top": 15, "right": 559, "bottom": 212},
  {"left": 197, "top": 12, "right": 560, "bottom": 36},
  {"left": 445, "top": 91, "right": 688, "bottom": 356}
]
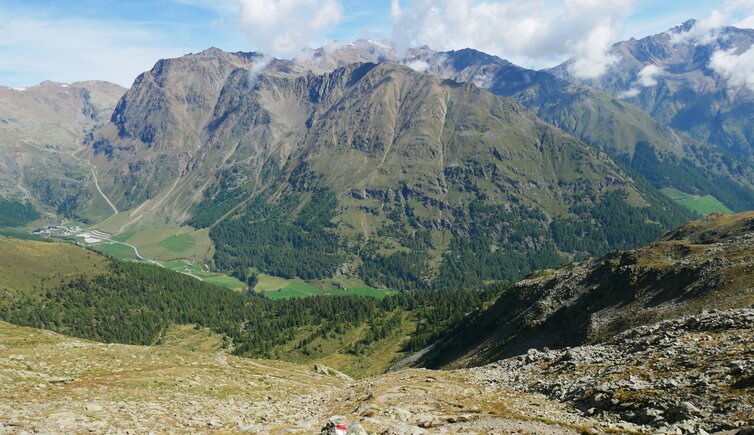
[{"left": 0, "top": 236, "right": 499, "bottom": 376}]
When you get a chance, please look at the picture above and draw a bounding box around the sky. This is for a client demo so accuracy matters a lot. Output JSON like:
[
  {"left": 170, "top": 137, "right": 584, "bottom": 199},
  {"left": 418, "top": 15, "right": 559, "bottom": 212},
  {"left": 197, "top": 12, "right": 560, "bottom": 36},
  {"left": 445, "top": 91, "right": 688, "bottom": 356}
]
[{"left": 0, "top": 0, "right": 749, "bottom": 88}]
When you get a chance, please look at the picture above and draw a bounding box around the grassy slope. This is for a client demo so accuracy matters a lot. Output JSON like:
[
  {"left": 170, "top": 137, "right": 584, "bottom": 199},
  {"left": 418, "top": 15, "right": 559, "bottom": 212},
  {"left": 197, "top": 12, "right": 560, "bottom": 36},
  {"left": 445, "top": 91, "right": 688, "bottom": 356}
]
[
  {"left": 661, "top": 187, "right": 734, "bottom": 216},
  {"left": 0, "top": 234, "right": 467, "bottom": 378},
  {"left": 255, "top": 273, "right": 396, "bottom": 300},
  {"left": 0, "top": 236, "right": 106, "bottom": 298},
  {"left": 527, "top": 85, "right": 685, "bottom": 159},
  {"left": 259, "top": 312, "right": 416, "bottom": 378}
]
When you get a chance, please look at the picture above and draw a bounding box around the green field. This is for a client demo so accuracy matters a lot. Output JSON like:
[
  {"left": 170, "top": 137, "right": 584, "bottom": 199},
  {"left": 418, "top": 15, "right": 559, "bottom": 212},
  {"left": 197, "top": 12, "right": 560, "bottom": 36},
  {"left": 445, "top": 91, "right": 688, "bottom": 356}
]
[
  {"left": 95, "top": 224, "right": 212, "bottom": 262},
  {"left": 88, "top": 228, "right": 392, "bottom": 299},
  {"left": 163, "top": 261, "right": 245, "bottom": 291},
  {"left": 264, "top": 281, "right": 326, "bottom": 300},
  {"left": 89, "top": 242, "right": 140, "bottom": 260},
  {"left": 158, "top": 233, "right": 196, "bottom": 254},
  {"left": 256, "top": 273, "right": 396, "bottom": 300},
  {"left": 661, "top": 188, "right": 733, "bottom": 216},
  {"left": 110, "top": 230, "right": 136, "bottom": 243}
]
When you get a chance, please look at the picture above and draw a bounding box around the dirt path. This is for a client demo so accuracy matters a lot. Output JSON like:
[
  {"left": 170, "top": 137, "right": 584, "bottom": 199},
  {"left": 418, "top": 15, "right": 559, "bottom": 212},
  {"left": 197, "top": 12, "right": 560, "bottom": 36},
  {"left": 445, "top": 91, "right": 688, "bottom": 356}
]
[{"left": 91, "top": 168, "right": 118, "bottom": 215}]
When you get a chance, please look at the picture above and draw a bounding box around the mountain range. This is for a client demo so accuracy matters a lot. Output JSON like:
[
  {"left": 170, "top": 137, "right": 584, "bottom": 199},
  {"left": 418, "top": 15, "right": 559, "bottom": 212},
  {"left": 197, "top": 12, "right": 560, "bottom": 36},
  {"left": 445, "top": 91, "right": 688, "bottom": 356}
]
[
  {"left": 1, "top": 17, "right": 754, "bottom": 433},
  {"left": 6, "top": 22, "right": 754, "bottom": 290},
  {"left": 84, "top": 49, "right": 694, "bottom": 289},
  {"left": 554, "top": 20, "right": 754, "bottom": 165}
]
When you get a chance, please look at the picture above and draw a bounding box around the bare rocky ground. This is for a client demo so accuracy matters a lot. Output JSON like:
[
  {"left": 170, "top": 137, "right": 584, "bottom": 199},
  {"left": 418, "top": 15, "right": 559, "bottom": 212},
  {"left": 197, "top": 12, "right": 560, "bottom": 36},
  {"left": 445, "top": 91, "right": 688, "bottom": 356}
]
[
  {"left": 0, "top": 321, "right": 599, "bottom": 434},
  {"left": 472, "top": 309, "right": 754, "bottom": 435},
  {"left": 1, "top": 310, "right": 751, "bottom": 434}
]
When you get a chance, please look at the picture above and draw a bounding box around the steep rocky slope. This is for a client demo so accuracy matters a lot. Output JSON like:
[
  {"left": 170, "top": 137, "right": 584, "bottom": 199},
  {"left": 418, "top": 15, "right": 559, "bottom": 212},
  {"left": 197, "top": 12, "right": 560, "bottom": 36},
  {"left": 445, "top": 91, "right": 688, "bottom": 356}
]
[
  {"left": 473, "top": 309, "right": 753, "bottom": 433},
  {"left": 422, "top": 211, "right": 754, "bottom": 368},
  {"left": 302, "top": 41, "right": 754, "bottom": 212},
  {"left": 300, "top": 41, "right": 754, "bottom": 210},
  {"left": 87, "top": 49, "right": 691, "bottom": 288},
  {"left": 0, "top": 81, "right": 125, "bottom": 222}
]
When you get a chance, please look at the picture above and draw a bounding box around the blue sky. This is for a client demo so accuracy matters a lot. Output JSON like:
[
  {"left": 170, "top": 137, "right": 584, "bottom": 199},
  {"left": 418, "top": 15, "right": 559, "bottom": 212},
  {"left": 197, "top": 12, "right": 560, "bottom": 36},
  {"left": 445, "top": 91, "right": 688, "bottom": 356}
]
[{"left": 0, "top": 0, "right": 742, "bottom": 87}]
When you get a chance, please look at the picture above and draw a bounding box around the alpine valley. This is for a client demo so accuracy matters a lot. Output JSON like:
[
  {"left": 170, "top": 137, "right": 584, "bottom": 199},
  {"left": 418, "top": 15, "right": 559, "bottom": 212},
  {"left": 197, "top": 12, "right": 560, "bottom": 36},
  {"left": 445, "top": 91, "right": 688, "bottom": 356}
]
[{"left": 0, "top": 15, "right": 752, "bottom": 435}]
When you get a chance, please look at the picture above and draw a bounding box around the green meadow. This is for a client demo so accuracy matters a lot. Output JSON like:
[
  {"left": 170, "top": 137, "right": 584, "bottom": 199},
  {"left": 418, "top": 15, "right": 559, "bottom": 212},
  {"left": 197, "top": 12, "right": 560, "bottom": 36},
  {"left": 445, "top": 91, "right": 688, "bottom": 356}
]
[
  {"left": 661, "top": 188, "right": 733, "bottom": 216},
  {"left": 256, "top": 273, "right": 396, "bottom": 300}
]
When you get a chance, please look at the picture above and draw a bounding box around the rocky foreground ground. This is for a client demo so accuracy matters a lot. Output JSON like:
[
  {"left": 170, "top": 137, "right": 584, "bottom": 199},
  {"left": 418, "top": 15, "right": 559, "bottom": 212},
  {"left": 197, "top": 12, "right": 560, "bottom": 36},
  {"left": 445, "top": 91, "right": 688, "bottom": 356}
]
[
  {"left": 472, "top": 309, "right": 754, "bottom": 434},
  {"left": 0, "top": 321, "right": 598, "bottom": 434},
  {"left": 1, "top": 310, "right": 752, "bottom": 434}
]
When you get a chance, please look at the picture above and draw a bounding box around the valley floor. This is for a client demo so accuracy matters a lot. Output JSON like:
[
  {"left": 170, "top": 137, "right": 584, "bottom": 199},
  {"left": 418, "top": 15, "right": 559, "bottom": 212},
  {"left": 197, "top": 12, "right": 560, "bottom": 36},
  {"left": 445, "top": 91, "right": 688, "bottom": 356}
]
[{"left": 0, "top": 321, "right": 600, "bottom": 434}]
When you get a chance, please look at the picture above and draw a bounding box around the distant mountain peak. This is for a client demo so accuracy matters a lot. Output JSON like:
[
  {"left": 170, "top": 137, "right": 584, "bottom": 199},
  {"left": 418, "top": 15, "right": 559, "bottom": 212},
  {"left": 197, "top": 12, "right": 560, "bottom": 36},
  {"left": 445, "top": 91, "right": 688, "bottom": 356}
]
[
  {"left": 676, "top": 18, "right": 699, "bottom": 32},
  {"left": 197, "top": 46, "right": 225, "bottom": 56},
  {"left": 445, "top": 47, "right": 509, "bottom": 66}
]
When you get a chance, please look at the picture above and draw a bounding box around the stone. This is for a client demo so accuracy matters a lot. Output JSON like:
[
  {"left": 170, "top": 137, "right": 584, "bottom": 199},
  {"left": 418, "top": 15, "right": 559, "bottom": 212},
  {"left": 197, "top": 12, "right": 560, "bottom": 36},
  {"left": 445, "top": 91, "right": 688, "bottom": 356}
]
[
  {"left": 352, "top": 404, "right": 376, "bottom": 415},
  {"left": 387, "top": 407, "right": 412, "bottom": 422},
  {"left": 680, "top": 401, "right": 703, "bottom": 416},
  {"left": 321, "top": 416, "right": 345, "bottom": 434},
  {"left": 347, "top": 422, "right": 368, "bottom": 435}
]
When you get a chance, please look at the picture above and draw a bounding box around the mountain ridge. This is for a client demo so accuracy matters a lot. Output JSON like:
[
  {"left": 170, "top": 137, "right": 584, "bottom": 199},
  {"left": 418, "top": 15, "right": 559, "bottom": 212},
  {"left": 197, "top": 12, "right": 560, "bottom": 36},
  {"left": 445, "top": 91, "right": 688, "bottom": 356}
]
[
  {"left": 551, "top": 20, "right": 754, "bottom": 176},
  {"left": 84, "top": 50, "right": 693, "bottom": 288},
  {"left": 421, "top": 211, "right": 754, "bottom": 369}
]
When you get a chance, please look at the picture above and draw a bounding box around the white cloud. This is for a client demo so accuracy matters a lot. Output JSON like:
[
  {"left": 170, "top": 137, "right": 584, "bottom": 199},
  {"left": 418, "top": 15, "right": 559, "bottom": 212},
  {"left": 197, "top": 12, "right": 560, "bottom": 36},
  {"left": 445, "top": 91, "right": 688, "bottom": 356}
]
[
  {"left": 619, "top": 88, "right": 640, "bottom": 98},
  {"left": 568, "top": 22, "right": 621, "bottom": 79},
  {"left": 0, "top": 14, "right": 185, "bottom": 87},
  {"left": 238, "top": 0, "right": 343, "bottom": 58},
  {"left": 710, "top": 46, "right": 754, "bottom": 90},
  {"left": 669, "top": 11, "right": 726, "bottom": 45},
  {"left": 637, "top": 64, "right": 663, "bottom": 87},
  {"left": 391, "top": 0, "right": 632, "bottom": 79},
  {"left": 405, "top": 59, "right": 429, "bottom": 72},
  {"left": 670, "top": 0, "right": 754, "bottom": 45},
  {"left": 665, "top": 0, "right": 754, "bottom": 90},
  {"left": 391, "top": 0, "right": 402, "bottom": 20}
]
